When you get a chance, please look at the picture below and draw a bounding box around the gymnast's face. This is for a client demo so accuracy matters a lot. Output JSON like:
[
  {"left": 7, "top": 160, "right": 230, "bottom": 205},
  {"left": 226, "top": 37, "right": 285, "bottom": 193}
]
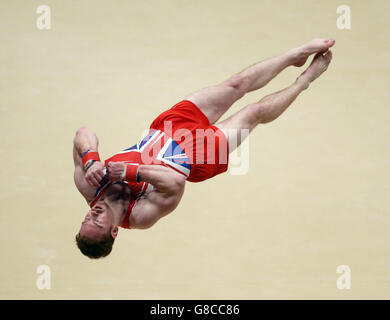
[{"left": 79, "top": 202, "right": 116, "bottom": 240}]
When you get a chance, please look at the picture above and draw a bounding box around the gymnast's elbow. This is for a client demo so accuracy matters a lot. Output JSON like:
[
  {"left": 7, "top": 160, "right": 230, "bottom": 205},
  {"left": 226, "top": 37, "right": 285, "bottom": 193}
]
[
  {"left": 170, "top": 175, "right": 186, "bottom": 193},
  {"left": 74, "top": 126, "right": 91, "bottom": 136}
]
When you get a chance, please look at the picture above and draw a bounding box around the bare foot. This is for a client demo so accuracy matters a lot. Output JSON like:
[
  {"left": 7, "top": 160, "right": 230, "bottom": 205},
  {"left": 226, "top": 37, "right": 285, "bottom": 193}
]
[
  {"left": 296, "top": 50, "right": 333, "bottom": 89},
  {"left": 290, "top": 38, "right": 335, "bottom": 67}
]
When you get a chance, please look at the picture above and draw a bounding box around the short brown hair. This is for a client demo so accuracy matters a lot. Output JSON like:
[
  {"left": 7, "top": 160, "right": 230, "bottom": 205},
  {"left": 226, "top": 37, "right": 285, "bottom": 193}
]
[{"left": 75, "top": 232, "right": 115, "bottom": 259}]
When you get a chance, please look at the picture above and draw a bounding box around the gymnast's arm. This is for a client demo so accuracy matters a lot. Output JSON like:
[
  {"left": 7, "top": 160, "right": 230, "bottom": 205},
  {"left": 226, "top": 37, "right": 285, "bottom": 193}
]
[
  {"left": 129, "top": 165, "right": 186, "bottom": 229},
  {"left": 73, "top": 126, "right": 104, "bottom": 201}
]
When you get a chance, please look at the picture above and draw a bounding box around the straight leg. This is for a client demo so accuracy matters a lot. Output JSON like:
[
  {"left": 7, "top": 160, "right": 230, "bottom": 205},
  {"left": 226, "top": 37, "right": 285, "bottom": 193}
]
[
  {"left": 215, "top": 51, "right": 333, "bottom": 151},
  {"left": 185, "top": 38, "right": 335, "bottom": 124}
]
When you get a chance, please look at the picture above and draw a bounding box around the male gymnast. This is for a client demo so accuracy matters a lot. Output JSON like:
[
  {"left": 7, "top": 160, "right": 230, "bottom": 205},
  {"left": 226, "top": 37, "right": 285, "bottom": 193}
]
[{"left": 73, "top": 38, "right": 335, "bottom": 259}]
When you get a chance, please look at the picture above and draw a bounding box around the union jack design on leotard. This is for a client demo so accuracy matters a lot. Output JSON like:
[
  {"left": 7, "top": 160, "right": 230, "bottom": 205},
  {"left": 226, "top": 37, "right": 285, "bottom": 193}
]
[
  {"left": 87, "top": 129, "right": 191, "bottom": 229},
  {"left": 116, "top": 129, "right": 191, "bottom": 177}
]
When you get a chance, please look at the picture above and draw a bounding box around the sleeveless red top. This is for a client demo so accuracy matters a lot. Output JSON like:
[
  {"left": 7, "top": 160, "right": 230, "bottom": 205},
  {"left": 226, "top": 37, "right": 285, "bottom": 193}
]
[{"left": 88, "top": 129, "right": 190, "bottom": 228}]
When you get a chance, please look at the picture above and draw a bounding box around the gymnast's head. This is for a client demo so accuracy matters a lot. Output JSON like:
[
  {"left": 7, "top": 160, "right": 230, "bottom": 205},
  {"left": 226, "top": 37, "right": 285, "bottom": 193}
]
[{"left": 75, "top": 202, "right": 119, "bottom": 259}]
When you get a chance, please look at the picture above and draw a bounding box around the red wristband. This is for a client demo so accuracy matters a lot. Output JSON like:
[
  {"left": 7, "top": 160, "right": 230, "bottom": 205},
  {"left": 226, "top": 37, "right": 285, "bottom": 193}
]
[
  {"left": 82, "top": 151, "right": 100, "bottom": 170},
  {"left": 124, "top": 164, "right": 140, "bottom": 183}
]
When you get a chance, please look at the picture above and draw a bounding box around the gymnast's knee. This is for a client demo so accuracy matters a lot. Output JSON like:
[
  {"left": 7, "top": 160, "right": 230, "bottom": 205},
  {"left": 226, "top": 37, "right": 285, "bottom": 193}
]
[
  {"left": 253, "top": 103, "right": 276, "bottom": 124},
  {"left": 224, "top": 74, "right": 247, "bottom": 98}
]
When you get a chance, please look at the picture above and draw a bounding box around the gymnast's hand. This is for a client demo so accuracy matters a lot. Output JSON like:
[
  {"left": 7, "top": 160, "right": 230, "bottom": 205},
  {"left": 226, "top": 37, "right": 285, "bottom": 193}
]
[
  {"left": 106, "top": 161, "right": 126, "bottom": 181},
  {"left": 85, "top": 161, "right": 105, "bottom": 187}
]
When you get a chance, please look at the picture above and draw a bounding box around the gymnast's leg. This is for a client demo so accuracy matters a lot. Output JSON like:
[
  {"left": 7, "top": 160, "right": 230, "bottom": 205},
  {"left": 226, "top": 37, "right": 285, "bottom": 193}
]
[
  {"left": 215, "top": 50, "right": 333, "bottom": 150},
  {"left": 184, "top": 38, "right": 335, "bottom": 125}
]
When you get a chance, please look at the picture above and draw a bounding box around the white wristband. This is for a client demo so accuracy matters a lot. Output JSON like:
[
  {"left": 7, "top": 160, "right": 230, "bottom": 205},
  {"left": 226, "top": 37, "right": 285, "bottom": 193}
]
[{"left": 120, "top": 165, "right": 126, "bottom": 181}]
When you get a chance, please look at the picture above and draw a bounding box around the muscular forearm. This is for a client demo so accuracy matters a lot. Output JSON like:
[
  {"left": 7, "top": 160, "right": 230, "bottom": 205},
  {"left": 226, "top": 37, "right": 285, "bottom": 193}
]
[
  {"left": 106, "top": 162, "right": 186, "bottom": 194},
  {"left": 73, "top": 126, "right": 99, "bottom": 157},
  {"left": 138, "top": 165, "right": 185, "bottom": 194}
]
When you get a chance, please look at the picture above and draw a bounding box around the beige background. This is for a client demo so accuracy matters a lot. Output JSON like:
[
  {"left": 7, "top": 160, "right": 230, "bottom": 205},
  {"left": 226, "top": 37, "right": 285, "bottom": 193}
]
[{"left": 0, "top": 0, "right": 389, "bottom": 299}]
